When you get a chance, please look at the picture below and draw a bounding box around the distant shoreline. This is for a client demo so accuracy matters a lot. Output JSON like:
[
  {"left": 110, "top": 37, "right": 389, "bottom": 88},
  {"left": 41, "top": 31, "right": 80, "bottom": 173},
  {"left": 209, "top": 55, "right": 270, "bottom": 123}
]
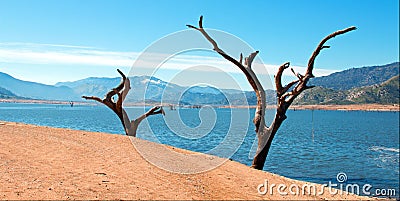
[
  {"left": 288, "top": 104, "right": 399, "bottom": 112},
  {"left": 0, "top": 98, "right": 94, "bottom": 106},
  {"left": 1, "top": 98, "right": 398, "bottom": 111}
]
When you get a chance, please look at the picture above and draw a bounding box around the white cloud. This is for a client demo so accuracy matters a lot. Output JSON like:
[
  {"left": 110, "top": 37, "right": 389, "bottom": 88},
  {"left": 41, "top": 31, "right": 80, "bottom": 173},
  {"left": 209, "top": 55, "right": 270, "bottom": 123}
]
[
  {"left": 0, "top": 42, "right": 136, "bottom": 66},
  {"left": 0, "top": 42, "right": 338, "bottom": 77}
]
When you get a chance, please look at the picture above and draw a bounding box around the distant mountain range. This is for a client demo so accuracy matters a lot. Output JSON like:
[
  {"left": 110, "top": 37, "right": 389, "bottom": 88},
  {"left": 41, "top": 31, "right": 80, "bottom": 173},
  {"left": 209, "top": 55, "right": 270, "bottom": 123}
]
[
  {"left": 294, "top": 75, "right": 399, "bottom": 105},
  {"left": 309, "top": 62, "right": 399, "bottom": 90},
  {"left": 0, "top": 72, "right": 79, "bottom": 100},
  {"left": 1, "top": 62, "right": 399, "bottom": 105},
  {"left": 295, "top": 62, "right": 399, "bottom": 105}
]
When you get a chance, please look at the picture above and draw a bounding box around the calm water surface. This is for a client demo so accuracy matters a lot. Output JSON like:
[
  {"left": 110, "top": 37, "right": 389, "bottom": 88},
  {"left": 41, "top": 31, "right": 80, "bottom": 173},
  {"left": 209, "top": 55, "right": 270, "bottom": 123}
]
[{"left": 0, "top": 103, "right": 398, "bottom": 197}]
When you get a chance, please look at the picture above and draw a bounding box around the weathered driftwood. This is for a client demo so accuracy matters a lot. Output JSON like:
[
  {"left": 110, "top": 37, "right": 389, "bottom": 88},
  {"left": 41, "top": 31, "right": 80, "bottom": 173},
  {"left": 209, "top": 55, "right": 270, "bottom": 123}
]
[
  {"left": 188, "top": 16, "right": 356, "bottom": 169},
  {"left": 82, "top": 69, "right": 164, "bottom": 136}
]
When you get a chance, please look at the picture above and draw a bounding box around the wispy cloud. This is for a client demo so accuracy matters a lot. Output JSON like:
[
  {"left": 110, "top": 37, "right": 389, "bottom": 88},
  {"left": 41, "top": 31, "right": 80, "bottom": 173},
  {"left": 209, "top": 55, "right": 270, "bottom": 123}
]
[
  {"left": 0, "top": 42, "right": 136, "bottom": 66},
  {"left": 0, "top": 42, "right": 338, "bottom": 77}
]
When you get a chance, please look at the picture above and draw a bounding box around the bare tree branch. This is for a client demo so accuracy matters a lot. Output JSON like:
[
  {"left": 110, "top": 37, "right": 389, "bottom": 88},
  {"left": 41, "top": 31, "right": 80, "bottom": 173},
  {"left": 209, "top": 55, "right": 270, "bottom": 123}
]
[
  {"left": 187, "top": 16, "right": 259, "bottom": 92},
  {"left": 82, "top": 96, "right": 103, "bottom": 103},
  {"left": 275, "top": 62, "right": 290, "bottom": 96},
  {"left": 188, "top": 16, "right": 266, "bottom": 135},
  {"left": 134, "top": 106, "right": 165, "bottom": 125},
  {"left": 306, "top": 26, "right": 356, "bottom": 78},
  {"left": 187, "top": 16, "right": 224, "bottom": 53},
  {"left": 120, "top": 78, "right": 131, "bottom": 103},
  {"left": 82, "top": 69, "right": 164, "bottom": 137},
  {"left": 245, "top": 51, "right": 258, "bottom": 69}
]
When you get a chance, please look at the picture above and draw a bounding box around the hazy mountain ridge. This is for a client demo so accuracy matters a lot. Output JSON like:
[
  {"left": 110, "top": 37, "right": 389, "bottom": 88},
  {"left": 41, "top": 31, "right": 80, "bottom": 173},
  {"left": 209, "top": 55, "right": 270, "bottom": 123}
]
[
  {"left": 0, "top": 72, "right": 80, "bottom": 101},
  {"left": 0, "top": 86, "right": 19, "bottom": 98},
  {"left": 1, "top": 62, "right": 398, "bottom": 105},
  {"left": 58, "top": 75, "right": 190, "bottom": 103}
]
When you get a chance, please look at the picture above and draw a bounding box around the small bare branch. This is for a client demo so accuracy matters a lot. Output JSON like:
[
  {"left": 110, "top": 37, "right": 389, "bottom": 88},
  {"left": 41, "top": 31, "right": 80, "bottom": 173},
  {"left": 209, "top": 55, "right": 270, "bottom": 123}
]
[
  {"left": 281, "top": 91, "right": 293, "bottom": 102},
  {"left": 290, "top": 68, "right": 296, "bottom": 76},
  {"left": 117, "top": 69, "right": 127, "bottom": 80},
  {"left": 121, "top": 78, "right": 131, "bottom": 103},
  {"left": 290, "top": 68, "right": 304, "bottom": 80},
  {"left": 186, "top": 24, "right": 198, "bottom": 30},
  {"left": 146, "top": 106, "right": 165, "bottom": 117},
  {"left": 82, "top": 96, "right": 103, "bottom": 103},
  {"left": 275, "top": 62, "right": 290, "bottom": 95},
  {"left": 281, "top": 80, "right": 299, "bottom": 95},
  {"left": 244, "top": 51, "right": 259, "bottom": 68},
  {"left": 307, "top": 26, "right": 356, "bottom": 77},
  {"left": 133, "top": 106, "right": 165, "bottom": 128},
  {"left": 187, "top": 15, "right": 223, "bottom": 53},
  {"left": 199, "top": 15, "right": 203, "bottom": 28}
]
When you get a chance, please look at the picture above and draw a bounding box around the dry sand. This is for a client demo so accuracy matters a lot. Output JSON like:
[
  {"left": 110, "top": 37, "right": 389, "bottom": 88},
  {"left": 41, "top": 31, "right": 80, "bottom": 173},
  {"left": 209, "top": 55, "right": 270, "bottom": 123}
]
[{"left": 0, "top": 121, "right": 373, "bottom": 200}]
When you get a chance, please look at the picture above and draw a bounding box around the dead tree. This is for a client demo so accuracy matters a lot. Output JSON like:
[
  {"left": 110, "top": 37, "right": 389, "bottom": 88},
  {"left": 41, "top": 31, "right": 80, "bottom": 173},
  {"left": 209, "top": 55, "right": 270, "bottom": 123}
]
[
  {"left": 82, "top": 69, "right": 164, "bottom": 137},
  {"left": 188, "top": 16, "right": 356, "bottom": 170}
]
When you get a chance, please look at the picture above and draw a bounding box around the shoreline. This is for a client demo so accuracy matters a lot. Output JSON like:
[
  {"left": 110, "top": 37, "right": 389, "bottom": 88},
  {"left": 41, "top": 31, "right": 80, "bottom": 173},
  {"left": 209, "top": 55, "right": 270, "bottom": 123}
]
[
  {"left": 0, "top": 98, "right": 92, "bottom": 106},
  {"left": 0, "top": 121, "right": 373, "bottom": 200},
  {"left": 289, "top": 104, "right": 399, "bottom": 112},
  {"left": 1, "top": 98, "right": 399, "bottom": 111}
]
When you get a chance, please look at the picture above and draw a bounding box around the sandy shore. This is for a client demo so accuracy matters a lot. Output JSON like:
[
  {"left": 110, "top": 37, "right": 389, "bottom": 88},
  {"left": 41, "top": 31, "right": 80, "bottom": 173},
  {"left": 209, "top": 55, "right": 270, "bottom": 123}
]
[{"left": 0, "top": 121, "right": 373, "bottom": 200}]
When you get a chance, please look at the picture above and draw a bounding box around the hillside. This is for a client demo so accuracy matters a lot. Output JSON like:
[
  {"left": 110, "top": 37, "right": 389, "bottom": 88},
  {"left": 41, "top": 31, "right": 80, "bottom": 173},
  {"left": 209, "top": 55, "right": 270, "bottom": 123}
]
[
  {"left": 295, "top": 75, "right": 399, "bottom": 105},
  {"left": 347, "top": 75, "right": 399, "bottom": 104},
  {"left": 0, "top": 72, "right": 80, "bottom": 101},
  {"left": 0, "top": 86, "right": 19, "bottom": 99},
  {"left": 310, "top": 62, "right": 399, "bottom": 90}
]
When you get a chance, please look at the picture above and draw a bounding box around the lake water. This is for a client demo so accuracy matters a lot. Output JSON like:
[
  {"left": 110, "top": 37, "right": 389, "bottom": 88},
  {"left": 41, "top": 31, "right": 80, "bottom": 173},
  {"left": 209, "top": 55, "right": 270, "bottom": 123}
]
[{"left": 0, "top": 102, "right": 398, "bottom": 197}]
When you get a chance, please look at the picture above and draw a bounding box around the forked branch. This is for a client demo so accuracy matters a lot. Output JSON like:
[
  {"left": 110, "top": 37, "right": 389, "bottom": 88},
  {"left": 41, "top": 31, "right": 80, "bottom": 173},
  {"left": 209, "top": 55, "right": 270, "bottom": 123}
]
[
  {"left": 82, "top": 69, "right": 164, "bottom": 136},
  {"left": 282, "top": 26, "right": 356, "bottom": 106},
  {"left": 187, "top": 16, "right": 266, "bottom": 134}
]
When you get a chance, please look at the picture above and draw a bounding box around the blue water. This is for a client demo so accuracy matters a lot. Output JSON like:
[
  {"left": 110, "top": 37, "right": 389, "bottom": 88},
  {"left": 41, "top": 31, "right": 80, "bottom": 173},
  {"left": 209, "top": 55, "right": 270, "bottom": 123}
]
[{"left": 0, "top": 103, "right": 399, "bottom": 197}]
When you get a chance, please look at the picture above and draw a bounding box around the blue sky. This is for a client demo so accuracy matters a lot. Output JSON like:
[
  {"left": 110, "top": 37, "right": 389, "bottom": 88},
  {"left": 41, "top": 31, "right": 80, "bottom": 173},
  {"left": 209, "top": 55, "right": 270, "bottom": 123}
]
[{"left": 0, "top": 0, "right": 398, "bottom": 90}]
